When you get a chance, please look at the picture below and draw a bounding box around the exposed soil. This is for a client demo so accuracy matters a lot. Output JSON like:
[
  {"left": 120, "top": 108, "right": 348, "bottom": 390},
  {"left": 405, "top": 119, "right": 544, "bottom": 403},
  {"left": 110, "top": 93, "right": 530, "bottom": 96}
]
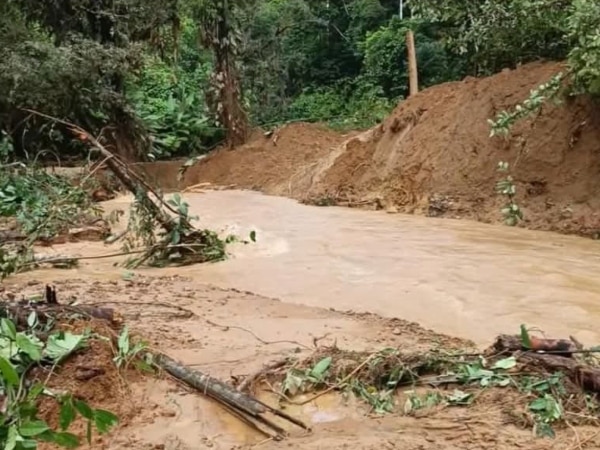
[
  {"left": 8, "top": 60, "right": 600, "bottom": 448},
  {"left": 139, "top": 60, "right": 600, "bottom": 237},
  {"left": 3, "top": 273, "right": 600, "bottom": 449}
]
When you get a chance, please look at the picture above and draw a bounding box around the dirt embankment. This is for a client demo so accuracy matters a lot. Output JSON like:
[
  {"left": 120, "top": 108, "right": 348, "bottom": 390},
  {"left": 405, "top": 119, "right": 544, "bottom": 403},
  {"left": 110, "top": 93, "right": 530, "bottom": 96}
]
[{"left": 138, "top": 60, "right": 600, "bottom": 237}]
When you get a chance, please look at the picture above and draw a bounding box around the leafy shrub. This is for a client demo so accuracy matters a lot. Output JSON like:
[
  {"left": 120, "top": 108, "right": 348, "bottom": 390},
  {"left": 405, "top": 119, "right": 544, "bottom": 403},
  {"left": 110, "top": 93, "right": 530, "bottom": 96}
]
[
  {"left": 287, "top": 78, "right": 394, "bottom": 130},
  {"left": 127, "top": 17, "right": 224, "bottom": 160},
  {"left": 0, "top": 167, "right": 95, "bottom": 239},
  {"left": 411, "top": 0, "right": 571, "bottom": 75},
  {"left": 567, "top": 0, "right": 600, "bottom": 95},
  {"left": 128, "top": 58, "right": 222, "bottom": 159},
  {"left": 0, "top": 316, "right": 118, "bottom": 448}
]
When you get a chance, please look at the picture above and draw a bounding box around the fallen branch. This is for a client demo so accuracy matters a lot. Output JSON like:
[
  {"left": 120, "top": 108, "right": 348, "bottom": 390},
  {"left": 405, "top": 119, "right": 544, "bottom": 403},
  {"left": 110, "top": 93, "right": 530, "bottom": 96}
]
[
  {"left": 237, "top": 358, "right": 290, "bottom": 393},
  {"left": 491, "top": 334, "right": 600, "bottom": 393},
  {"left": 491, "top": 334, "right": 578, "bottom": 356},
  {"left": 151, "top": 352, "right": 309, "bottom": 440},
  {"left": 23, "top": 110, "right": 226, "bottom": 269},
  {"left": 23, "top": 109, "right": 180, "bottom": 234},
  {"left": 0, "top": 285, "right": 115, "bottom": 327},
  {"left": 206, "top": 320, "right": 311, "bottom": 350}
]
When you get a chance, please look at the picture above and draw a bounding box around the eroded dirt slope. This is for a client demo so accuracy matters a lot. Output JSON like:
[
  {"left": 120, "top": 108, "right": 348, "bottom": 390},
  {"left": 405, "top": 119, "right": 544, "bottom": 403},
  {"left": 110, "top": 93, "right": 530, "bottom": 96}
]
[{"left": 142, "top": 61, "right": 600, "bottom": 237}]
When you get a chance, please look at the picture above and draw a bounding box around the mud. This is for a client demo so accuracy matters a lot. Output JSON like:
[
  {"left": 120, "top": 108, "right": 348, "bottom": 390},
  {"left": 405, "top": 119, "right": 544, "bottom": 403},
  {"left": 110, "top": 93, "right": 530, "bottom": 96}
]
[
  {"left": 3, "top": 275, "right": 468, "bottom": 449},
  {"left": 6, "top": 274, "right": 599, "bottom": 450},
  {"left": 140, "top": 61, "right": 600, "bottom": 238}
]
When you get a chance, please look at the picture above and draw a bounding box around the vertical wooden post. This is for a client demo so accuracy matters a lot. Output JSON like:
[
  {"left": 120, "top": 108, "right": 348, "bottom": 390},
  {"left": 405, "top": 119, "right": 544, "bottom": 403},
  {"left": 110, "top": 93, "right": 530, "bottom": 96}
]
[{"left": 406, "top": 30, "right": 418, "bottom": 96}]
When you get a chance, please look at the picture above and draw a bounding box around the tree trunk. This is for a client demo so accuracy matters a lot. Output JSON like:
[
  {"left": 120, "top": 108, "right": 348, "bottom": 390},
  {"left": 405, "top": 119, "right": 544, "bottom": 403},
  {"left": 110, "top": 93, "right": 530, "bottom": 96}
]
[
  {"left": 204, "top": 0, "right": 249, "bottom": 149},
  {"left": 406, "top": 30, "right": 419, "bottom": 96}
]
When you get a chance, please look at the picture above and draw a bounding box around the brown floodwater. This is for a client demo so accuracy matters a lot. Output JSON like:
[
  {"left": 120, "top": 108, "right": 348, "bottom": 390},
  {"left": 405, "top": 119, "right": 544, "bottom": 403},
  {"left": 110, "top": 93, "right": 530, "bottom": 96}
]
[{"left": 26, "top": 189, "right": 600, "bottom": 347}]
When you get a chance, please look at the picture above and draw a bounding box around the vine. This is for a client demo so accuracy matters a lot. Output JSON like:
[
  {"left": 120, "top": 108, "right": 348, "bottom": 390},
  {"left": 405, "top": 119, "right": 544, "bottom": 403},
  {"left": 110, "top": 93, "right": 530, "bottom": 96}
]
[
  {"left": 496, "top": 161, "right": 523, "bottom": 226},
  {"left": 488, "top": 72, "right": 565, "bottom": 137},
  {"left": 488, "top": 72, "right": 565, "bottom": 225}
]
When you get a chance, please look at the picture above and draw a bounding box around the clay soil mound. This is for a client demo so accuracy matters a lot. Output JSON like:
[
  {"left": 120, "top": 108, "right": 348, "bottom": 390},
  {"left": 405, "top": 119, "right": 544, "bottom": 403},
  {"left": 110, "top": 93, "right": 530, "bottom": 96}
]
[
  {"left": 178, "top": 123, "right": 356, "bottom": 197},
  {"left": 147, "top": 61, "right": 600, "bottom": 236},
  {"left": 305, "top": 60, "right": 600, "bottom": 236}
]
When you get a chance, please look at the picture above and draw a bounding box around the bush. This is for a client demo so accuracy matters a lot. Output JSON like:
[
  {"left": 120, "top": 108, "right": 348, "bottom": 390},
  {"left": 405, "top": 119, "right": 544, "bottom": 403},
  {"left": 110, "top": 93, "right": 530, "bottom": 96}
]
[
  {"left": 287, "top": 78, "right": 394, "bottom": 130},
  {"left": 126, "top": 17, "right": 224, "bottom": 160},
  {"left": 567, "top": 0, "right": 600, "bottom": 95},
  {"left": 127, "top": 57, "right": 222, "bottom": 159}
]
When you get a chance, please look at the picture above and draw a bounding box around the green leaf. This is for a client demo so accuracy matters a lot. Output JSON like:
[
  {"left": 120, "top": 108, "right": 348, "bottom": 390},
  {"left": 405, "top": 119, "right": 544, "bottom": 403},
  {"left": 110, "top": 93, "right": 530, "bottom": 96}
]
[
  {"left": 179, "top": 202, "right": 189, "bottom": 217},
  {"left": 15, "top": 333, "right": 43, "bottom": 361},
  {"left": 310, "top": 356, "right": 332, "bottom": 379},
  {"left": 17, "top": 439, "right": 37, "bottom": 449},
  {"left": 446, "top": 389, "right": 473, "bottom": 405},
  {"left": 52, "top": 432, "right": 80, "bottom": 448},
  {"left": 74, "top": 399, "right": 94, "bottom": 420},
  {"left": 118, "top": 327, "right": 130, "bottom": 355},
  {"left": 94, "top": 409, "right": 119, "bottom": 434},
  {"left": 520, "top": 324, "right": 532, "bottom": 349},
  {"left": 1, "top": 318, "right": 16, "bottom": 340},
  {"left": 282, "top": 372, "right": 303, "bottom": 396},
  {"left": 4, "top": 424, "right": 18, "bottom": 450},
  {"left": 45, "top": 332, "right": 87, "bottom": 362},
  {"left": 497, "top": 377, "right": 511, "bottom": 387},
  {"left": 26, "top": 312, "right": 37, "bottom": 329},
  {"left": 249, "top": 230, "right": 256, "bottom": 242},
  {"left": 492, "top": 357, "right": 517, "bottom": 370},
  {"left": 529, "top": 398, "right": 548, "bottom": 412},
  {"left": 26, "top": 382, "right": 45, "bottom": 401},
  {"left": 59, "top": 399, "right": 76, "bottom": 430},
  {"left": 19, "top": 420, "right": 50, "bottom": 437},
  {"left": 0, "top": 355, "right": 20, "bottom": 386}
]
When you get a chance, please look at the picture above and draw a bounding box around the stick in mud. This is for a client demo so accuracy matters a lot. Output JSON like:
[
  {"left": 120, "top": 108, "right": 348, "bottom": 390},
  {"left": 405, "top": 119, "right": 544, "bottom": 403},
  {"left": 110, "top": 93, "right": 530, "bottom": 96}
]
[
  {"left": 0, "top": 285, "right": 116, "bottom": 326},
  {"left": 151, "top": 352, "right": 310, "bottom": 440}
]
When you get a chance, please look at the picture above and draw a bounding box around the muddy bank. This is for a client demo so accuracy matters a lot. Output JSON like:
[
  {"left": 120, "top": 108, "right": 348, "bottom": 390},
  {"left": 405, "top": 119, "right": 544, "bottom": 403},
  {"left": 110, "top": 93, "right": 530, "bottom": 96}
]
[
  {"left": 6, "top": 275, "right": 600, "bottom": 450},
  {"left": 3, "top": 275, "right": 471, "bottom": 449},
  {"left": 135, "top": 61, "right": 600, "bottom": 238}
]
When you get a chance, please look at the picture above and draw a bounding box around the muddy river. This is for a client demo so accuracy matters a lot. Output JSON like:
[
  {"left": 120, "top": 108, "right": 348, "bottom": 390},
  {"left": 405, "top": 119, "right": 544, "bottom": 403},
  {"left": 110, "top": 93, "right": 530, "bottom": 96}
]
[{"left": 32, "top": 189, "right": 600, "bottom": 346}]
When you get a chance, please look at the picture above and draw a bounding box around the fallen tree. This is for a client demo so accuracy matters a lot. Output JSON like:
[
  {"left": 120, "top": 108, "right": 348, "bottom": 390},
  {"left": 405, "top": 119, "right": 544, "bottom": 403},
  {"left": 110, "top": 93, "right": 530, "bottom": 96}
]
[{"left": 23, "top": 110, "right": 229, "bottom": 269}]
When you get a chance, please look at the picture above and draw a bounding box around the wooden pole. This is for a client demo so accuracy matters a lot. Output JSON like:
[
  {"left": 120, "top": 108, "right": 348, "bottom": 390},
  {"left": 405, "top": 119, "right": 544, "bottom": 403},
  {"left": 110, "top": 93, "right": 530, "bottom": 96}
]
[{"left": 406, "top": 30, "right": 418, "bottom": 96}]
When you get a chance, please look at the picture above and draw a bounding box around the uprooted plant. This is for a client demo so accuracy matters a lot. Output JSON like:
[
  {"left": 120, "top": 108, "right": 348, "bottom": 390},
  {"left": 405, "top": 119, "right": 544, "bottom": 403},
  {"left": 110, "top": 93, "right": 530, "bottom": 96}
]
[
  {"left": 259, "top": 326, "right": 600, "bottom": 438},
  {"left": 122, "top": 191, "right": 227, "bottom": 268},
  {"left": 24, "top": 111, "right": 233, "bottom": 270}
]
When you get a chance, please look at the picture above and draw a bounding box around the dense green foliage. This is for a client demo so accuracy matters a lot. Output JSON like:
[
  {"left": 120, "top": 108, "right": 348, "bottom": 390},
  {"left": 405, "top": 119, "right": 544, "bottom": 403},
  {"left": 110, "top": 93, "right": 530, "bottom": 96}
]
[
  {"left": 0, "top": 313, "right": 128, "bottom": 449},
  {"left": 0, "top": 0, "right": 599, "bottom": 161}
]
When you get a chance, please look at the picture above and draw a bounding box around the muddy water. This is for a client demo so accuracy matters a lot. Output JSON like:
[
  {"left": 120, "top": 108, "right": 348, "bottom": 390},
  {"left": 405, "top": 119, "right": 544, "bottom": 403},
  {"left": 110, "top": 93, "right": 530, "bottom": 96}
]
[{"left": 32, "top": 190, "right": 600, "bottom": 346}]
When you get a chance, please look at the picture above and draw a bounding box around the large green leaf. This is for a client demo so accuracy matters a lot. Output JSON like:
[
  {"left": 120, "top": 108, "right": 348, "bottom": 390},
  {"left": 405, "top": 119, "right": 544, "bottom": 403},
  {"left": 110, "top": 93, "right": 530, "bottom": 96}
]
[
  {"left": 94, "top": 409, "right": 119, "bottom": 434},
  {"left": 19, "top": 420, "right": 50, "bottom": 437},
  {"left": 0, "top": 355, "right": 19, "bottom": 386},
  {"left": 0, "top": 318, "right": 16, "bottom": 340},
  {"left": 15, "top": 333, "right": 43, "bottom": 361},
  {"left": 44, "top": 332, "right": 87, "bottom": 362}
]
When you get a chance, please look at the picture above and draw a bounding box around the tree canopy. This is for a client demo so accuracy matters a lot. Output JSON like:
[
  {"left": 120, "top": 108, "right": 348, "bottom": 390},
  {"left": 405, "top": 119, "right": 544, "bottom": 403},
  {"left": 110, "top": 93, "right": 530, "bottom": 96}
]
[{"left": 0, "top": 0, "right": 598, "bottom": 162}]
